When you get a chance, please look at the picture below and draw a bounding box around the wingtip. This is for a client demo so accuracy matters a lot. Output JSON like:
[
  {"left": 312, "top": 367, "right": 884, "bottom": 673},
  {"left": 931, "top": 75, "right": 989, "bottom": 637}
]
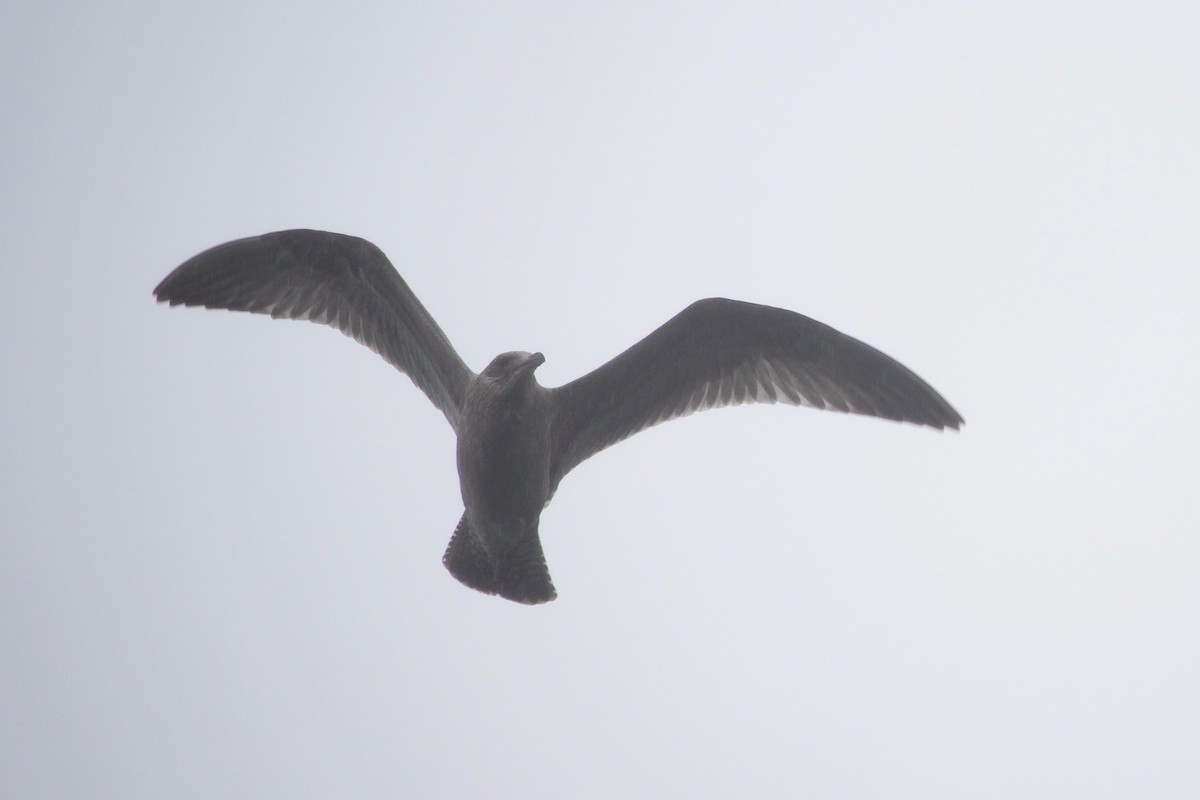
[
  {"left": 152, "top": 287, "right": 186, "bottom": 307},
  {"left": 152, "top": 269, "right": 182, "bottom": 305},
  {"left": 938, "top": 413, "right": 965, "bottom": 432}
]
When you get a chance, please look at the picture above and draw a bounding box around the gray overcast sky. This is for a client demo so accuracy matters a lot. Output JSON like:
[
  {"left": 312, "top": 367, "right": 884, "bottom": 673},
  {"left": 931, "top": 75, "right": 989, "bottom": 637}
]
[{"left": 3, "top": 2, "right": 1197, "bottom": 797}]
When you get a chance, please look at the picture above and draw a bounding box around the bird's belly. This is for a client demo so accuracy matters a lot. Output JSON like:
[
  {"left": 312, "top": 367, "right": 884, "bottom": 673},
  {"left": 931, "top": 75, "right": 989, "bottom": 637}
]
[{"left": 457, "top": 432, "right": 550, "bottom": 531}]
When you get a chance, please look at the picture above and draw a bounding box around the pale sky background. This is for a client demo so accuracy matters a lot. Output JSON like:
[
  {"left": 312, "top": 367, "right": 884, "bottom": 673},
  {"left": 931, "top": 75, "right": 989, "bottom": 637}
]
[{"left": 3, "top": 3, "right": 1198, "bottom": 798}]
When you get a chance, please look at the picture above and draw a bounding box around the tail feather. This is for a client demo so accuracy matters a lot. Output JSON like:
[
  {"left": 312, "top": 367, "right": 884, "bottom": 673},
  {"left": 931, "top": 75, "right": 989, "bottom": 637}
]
[
  {"left": 495, "top": 528, "right": 558, "bottom": 605},
  {"left": 442, "top": 512, "right": 557, "bottom": 605},
  {"left": 442, "top": 512, "right": 496, "bottom": 596}
]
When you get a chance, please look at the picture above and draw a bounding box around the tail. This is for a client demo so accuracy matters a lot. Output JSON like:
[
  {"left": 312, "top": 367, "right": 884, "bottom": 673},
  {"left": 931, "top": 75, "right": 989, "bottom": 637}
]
[{"left": 442, "top": 512, "right": 557, "bottom": 605}]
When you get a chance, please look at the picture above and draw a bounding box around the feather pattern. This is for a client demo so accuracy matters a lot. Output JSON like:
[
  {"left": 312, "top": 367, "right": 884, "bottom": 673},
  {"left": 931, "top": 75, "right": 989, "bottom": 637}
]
[
  {"left": 154, "top": 229, "right": 472, "bottom": 430},
  {"left": 548, "top": 298, "right": 961, "bottom": 487},
  {"left": 155, "top": 230, "right": 963, "bottom": 603}
]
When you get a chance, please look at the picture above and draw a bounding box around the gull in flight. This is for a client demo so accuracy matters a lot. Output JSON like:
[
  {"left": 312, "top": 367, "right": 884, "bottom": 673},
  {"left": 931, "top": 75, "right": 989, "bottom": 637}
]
[{"left": 155, "top": 229, "right": 962, "bottom": 604}]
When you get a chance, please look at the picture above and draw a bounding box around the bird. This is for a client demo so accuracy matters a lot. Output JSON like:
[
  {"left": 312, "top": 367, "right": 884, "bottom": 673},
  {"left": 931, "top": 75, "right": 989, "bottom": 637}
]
[{"left": 154, "top": 228, "right": 963, "bottom": 604}]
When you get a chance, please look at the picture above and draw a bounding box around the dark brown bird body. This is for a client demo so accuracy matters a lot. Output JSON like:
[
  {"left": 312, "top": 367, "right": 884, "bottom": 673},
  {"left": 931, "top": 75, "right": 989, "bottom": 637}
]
[
  {"left": 449, "top": 352, "right": 557, "bottom": 602},
  {"left": 155, "top": 228, "right": 963, "bottom": 604}
]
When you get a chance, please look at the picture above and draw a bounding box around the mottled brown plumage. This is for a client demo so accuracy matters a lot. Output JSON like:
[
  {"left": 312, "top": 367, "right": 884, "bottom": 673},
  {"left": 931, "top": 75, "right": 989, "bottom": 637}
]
[{"left": 155, "top": 229, "right": 963, "bottom": 604}]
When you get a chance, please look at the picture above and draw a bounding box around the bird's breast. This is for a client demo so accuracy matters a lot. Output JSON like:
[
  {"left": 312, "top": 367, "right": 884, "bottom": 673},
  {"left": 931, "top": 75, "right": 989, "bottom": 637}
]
[{"left": 456, "top": 390, "right": 553, "bottom": 531}]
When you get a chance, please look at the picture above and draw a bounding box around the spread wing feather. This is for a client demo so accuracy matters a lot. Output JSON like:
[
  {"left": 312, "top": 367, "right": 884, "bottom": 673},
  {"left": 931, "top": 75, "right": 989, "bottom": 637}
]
[
  {"left": 154, "top": 229, "right": 472, "bottom": 430},
  {"left": 548, "top": 298, "right": 962, "bottom": 485}
]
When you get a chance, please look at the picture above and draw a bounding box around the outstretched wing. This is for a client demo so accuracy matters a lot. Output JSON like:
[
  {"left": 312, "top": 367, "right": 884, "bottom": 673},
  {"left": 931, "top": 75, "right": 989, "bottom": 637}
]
[
  {"left": 548, "top": 298, "right": 962, "bottom": 485},
  {"left": 154, "top": 229, "right": 473, "bottom": 430}
]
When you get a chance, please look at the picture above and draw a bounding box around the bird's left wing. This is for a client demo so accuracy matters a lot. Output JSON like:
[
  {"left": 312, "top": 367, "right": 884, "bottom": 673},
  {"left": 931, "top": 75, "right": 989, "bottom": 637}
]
[
  {"left": 548, "top": 298, "right": 962, "bottom": 486},
  {"left": 154, "top": 229, "right": 472, "bottom": 430}
]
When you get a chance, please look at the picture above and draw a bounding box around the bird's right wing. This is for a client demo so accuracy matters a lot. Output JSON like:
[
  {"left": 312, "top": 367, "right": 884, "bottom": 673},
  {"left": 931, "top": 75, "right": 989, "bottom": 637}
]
[
  {"left": 154, "top": 229, "right": 473, "bottom": 431},
  {"left": 548, "top": 298, "right": 962, "bottom": 485}
]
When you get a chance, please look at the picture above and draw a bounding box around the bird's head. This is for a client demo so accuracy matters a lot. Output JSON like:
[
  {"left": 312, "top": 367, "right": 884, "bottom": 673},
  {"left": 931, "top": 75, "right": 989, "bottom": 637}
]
[{"left": 480, "top": 351, "right": 545, "bottom": 393}]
